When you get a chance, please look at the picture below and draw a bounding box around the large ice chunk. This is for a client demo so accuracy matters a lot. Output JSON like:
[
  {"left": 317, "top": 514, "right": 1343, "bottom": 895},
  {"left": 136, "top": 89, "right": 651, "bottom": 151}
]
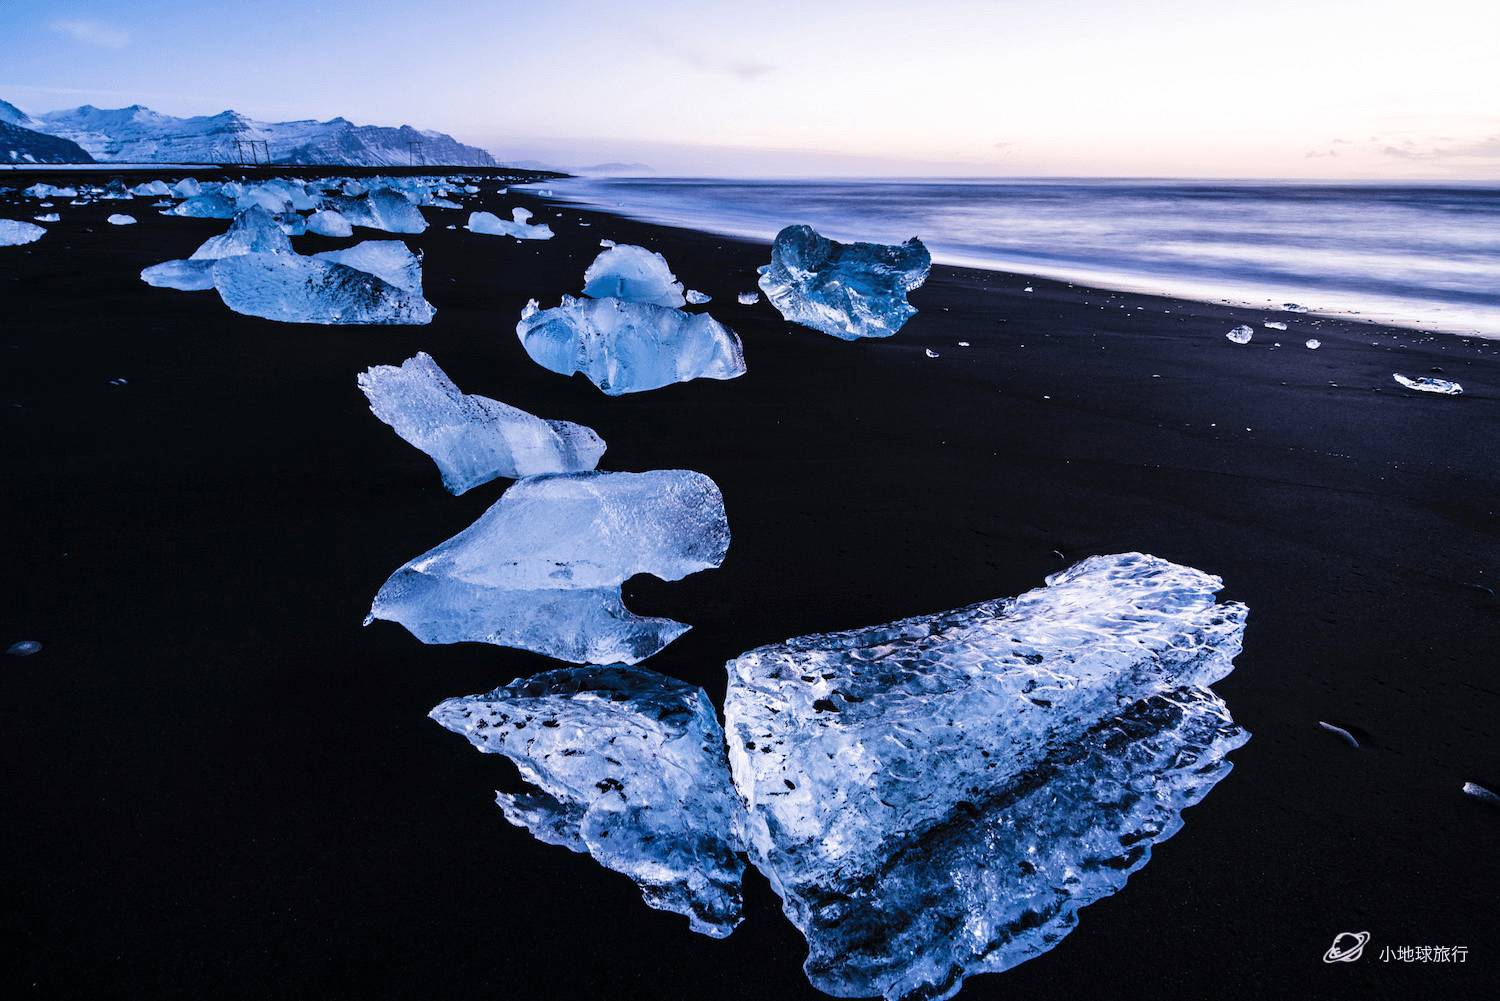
[
  {"left": 190, "top": 206, "right": 293, "bottom": 260},
  {"left": 170, "top": 192, "right": 237, "bottom": 219},
  {"left": 467, "top": 207, "right": 554, "bottom": 240},
  {"left": 516, "top": 295, "right": 746, "bottom": 395},
  {"left": 724, "top": 553, "right": 1248, "bottom": 1000},
  {"left": 213, "top": 252, "right": 434, "bottom": 325},
  {"left": 0, "top": 219, "right": 46, "bottom": 246},
  {"left": 324, "top": 188, "right": 428, "bottom": 234},
  {"left": 757, "top": 224, "right": 930, "bottom": 340},
  {"left": 358, "top": 351, "right": 605, "bottom": 494},
  {"left": 306, "top": 208, "right": 353, "bottom": 237},
  {"left": 313, "top": 240, "right": 424, "bottom": 293},
  {"left": 431, "top": 665, "right": 746, "bottom": 938},
  {"left": 368, "top": 470, "right": 729, "bottom": 664},
  {"left": 582, "top": 244, "right": 686, "bottom": 307}
]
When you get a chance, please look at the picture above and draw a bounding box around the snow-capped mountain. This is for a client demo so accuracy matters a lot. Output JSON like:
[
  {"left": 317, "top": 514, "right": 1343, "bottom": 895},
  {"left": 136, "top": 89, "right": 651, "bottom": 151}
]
[
  {"left": 0, "top": 98, "right": 43, "bottom": 130},
  {"left": 21, "top": 102, "right": 496, "bottom": 167},
  {"left": 1, "top": 114, "right": 94, "bottom": 164}
]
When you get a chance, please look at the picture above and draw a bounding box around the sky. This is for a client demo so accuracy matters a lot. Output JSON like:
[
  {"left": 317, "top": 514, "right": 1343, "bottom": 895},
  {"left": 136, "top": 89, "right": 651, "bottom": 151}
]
[{"left": 2, "top": 0, "right": 1497, "bottom": 178}]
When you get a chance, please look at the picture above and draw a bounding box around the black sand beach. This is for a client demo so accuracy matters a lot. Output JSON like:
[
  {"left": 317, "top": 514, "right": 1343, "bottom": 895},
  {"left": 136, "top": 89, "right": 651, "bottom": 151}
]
[{"left": 2, "top": 171, "right": 1497, "bottom": 999}]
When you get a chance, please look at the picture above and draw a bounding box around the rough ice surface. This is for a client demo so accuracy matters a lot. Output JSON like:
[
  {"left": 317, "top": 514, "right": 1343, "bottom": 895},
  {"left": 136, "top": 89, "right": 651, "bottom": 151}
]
[
  {"left": 582, "top": 244, "right": 686, "bottom": 307},
  {"left": 140, "top": 258, "right": 217, "bottom": 291},
  {"left": 313, "top": 240, "right": 423, "bottom": 293},
  {"left": 358, "top": 351, "right": 605, "bottom": 494},
  {"left": 724, "top": 553, "right": 1248, "bottom": 1001},
  {"left": 737, "top": 291, "right": 760, "bottom": 305},
  {"left": 467, "top": 207, "right": 554, "bottom": 240},
  {"left": 1306, "top": 339, "right": 1322, "bottom": 350},
  {"left": 1393, "top": 373, "right": 1462, "bottom": 396},
  {"left": 686, "top": 289, "right": 711, "bottom": 304},
  {"left": 132, "top": 180, "right": 172, "bottom": 197},
  {"left": 106, "top": 213, "right": 136, "bottom": 226},
  {"left": 1463, "top": 781, "right": 1500, "bottom": 803},
  {"left": 1226, "top": 325, "right": 1253, "bottom": 345},
  {"left": 213, "top": 252, "right": 434, "bottom": 325},
  {"left": 1264, "top": 321, "right": 1288, "bottom": 330},
  {"left": 0, "top": 219, "right": 46, "bottom": 245},
  {"left": 369, "top": 470, "right": 729, "bottom": 664},
  {"left": 517, "top": 295, "right": 746, "bottom": 396},
  {"left": 325, "top": 188, "right": 428, "bottom": 234},
  {"left": 757, "top": 224, "right": 931, "bottom": 340},
  {"left": 306, "top": 208, "right": 353, "bottom": 237},
  {"left": 924, "top": 348, "right": 939, "bottom": 358},
  {"left": 171, "top": 192, "right": 236, "bottom": 219},
  {"left": 191, "top": 206, "right": 293, "bottom": 260},
  {"left": 172, "top": 177, "right": 201, "bottom": 197},
  {"left": 430, "top": 665, "right": 746, "bottom": 938},
  {"left": 33, "top": 212, "right": 60, "bottom": 223}
]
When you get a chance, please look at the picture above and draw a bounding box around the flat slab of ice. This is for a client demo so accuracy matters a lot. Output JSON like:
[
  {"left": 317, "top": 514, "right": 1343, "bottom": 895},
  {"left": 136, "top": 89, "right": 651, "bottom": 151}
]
[
  {"left": 1393, "top": 373, "right": 1462, "bottom": 395},
  {"left": 431, "top": 665, "right": 746, "bottom": 938},
  {"left": 467, "top": 207, "right": 553, "bottom": 240},
  {"left": 0, "top": 218, "right": 46, "bottom": 246},
  {"left": 516, "top": 295, "right": 746, "bottom": 395},
  {"left": 724, "top": 553, "right": 1248, "bottom": 1000},
  {"left": 582, "top": 244, "right": 685, "bottom": 307},
  {"left": 368, "top": 470, "right": 729, "bottom": 664},
  {"left": 757, "top": 224, "right": 930, "bottom": 340},
  {"left": 213, "top": 251, "right": 434, "bottom": 325},
  {"left": 358, "top": 351, "right": 605, "bottom": 494}
]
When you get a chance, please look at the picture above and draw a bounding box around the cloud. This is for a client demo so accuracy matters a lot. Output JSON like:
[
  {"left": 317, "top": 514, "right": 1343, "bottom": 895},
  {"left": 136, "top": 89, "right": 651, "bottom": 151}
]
[
  {"left": 1304, "top": 149, "right": 1339, "bottom": 158},
  {"left": 49, "top": 19, "right": 131, "bottom": 50}
]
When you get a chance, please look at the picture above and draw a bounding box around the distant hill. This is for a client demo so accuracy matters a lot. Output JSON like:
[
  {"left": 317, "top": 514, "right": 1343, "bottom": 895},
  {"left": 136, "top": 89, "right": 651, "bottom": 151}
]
[
  {"left": 11, "top": 100, "right": 496, "bottom": 167},
  {"left": 0, "top": 119, "right": 94, "bottom": 165}
]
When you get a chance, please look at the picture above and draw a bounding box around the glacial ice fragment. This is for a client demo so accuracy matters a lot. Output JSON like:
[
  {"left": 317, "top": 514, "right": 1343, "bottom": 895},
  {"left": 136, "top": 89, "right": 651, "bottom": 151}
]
[
  {"left": 33, "top": 213, "right": 60, "bottom": 223},
  {"left": 106, "top": 214, "right": 136, "bottom": 226},
  {"left": 924, "top": 348, "right": 939, "bottom": 358},
  {"left": 368, "top": 469, "right": 729, "bottom": 664},
  {"left": 306, "top": 209, "right": 353, "bottom": 237},
  {"left": 324, "top": 188, "right": 428, "bottom": 234},
  {"left": 172, "top": 177, "right": 201, "bottom": 197},
  {"left": 213, "top": 252, "right": 434, "bottom": 325},
  {"left": 1226, "top": 325, "right": 1253, "bottom": 344},
  {"left": 686, "top": 289, "right": 711, "bottom": 304},
  {"left": 582, "top": 244, "right": 686, "bottom": 307},
  {"left": 171, "top": 192, "right": 236, "bottom": 219},
  {"left": 358, "top": 351, "right": 605, "bottom": 494},
  {"left": 737, "top": 291, "right": 759, "bottom": 305},
  {"left": 467, "top": 207, "right": 553, "bottom": 240},
  {"left": 1264, "top": 321, "right": 1288, "bottom": 330},
  {"left": 313, "top": 240, "right": 424, "bottom": 293},
  {"left": 191, "top": 206, "right": 293, "bottom": 260},
  {"left": 1393, "top": 373, "right": 1462, "bottom": 396},
  {"left": 5, "top": 640, "right": 41, "bottom": 656},
  {"left": 757, "top": 225, "right": 930, "bottom": 340},
  {"left": 1306, "top": 339, "right": 1321, "bottom": 350},
  {"left": 1463, "top": 781, "right": 1500, "bottom": 804},
  {"left": 1318, "top": 721, "right": 1359, "bottom": 748},
  {"left": 0, "top": 219, "right": 45, "bottom": 246},
  {"left": 724, "top": 553, "right": 1248, "bottom": 1001},
  {"left": 430, "top": 665, "right": 746, "bottom": 938},
  {"left": 516, "top": 295, "right": 746, "bottom": 396},
  {"left": 140, "top": 259, "right": 217, "bottom": 291},
  {"left": 132, "top": 180, "right": 172, "bottom": 197}
]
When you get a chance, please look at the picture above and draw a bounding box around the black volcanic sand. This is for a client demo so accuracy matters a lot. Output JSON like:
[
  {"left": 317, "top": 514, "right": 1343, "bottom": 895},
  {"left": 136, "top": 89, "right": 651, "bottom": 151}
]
[{"left": 2, "top": 172, "right": 1497, "bottom": 1000}]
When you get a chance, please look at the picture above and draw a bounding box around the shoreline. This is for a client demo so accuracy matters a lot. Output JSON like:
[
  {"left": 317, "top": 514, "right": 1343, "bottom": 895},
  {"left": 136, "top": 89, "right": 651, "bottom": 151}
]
[{"left": 3, "top": 174, "right": 1496, "bottom": 1000}]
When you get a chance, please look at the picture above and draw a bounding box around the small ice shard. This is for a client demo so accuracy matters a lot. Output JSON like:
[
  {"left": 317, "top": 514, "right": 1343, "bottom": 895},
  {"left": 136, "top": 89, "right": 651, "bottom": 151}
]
[
  {"left": 0, "top": 219, "right": 46, "bottom": 246},
  {"left": 1283, "top": 303, "right": 1309, "bottom": 312},
  {"left": 5, "top": 640, "right": 41, "bottom": 656},
  {"left": 581, "top": 244, "right": 686, "bottom": 307},
  {"left": 725, "top": 553, "right": 1248, "bottom": 1001},
  {"left": 1024, "top": 285, "right": 1034, "bottom": 292},
  {"left": 171, "top": 192, "right": 236, "bottom": 219},
  {"left": 1264, "top": 321, "right": 1288, "bottom": 330},
  {"left": 1318, "top": 721, "right": 1359, "bottom": 748},
  {"left": 1463, "top": 781, "right": 1500, "bottom": 804},
  {"left": 106, "top": 214, "right": 137, "bottom": 226},
  {"left": 958, "top": 340, "right": 970, "bottom": 347},
  {"left": 213, "top": 252, "right": 434, "bottom": 325},
  {"left": 467, "top": 207, "right": 554, "bottom": 240},
  {"left": 33, "top": 213, "right": 60, "bottom": 223},
  {"left": 600, "top": 239, "right": 615, "bottom": 248},
  {"left": 924, "top": 348, "right": 939, "bottom": 358},
  {"left": 1226, "top": 325, "right": 1253, "bottom": 344},
  {"left": 1393, "top": 373, "right": 1462, "bottom": 395},
  {"left": 306, "top": 209, "right": 353, "bottom": 237},
  {"left": 516, "top": 295, "right": 746, "bottom": 396},
  {"left": 1306, "top": 339, "right": 1322, "bottom": 350},
  {"left": 430, "top": 665, "right": 746, "bottom": 938},
  {"left": 758, "top": 225, "right": 931, "bottom": 340},
  {"left": 358, "top": 351, "right": 605, "bottom": 494},
  {"left": 369, "top": 469, "right": 729, "bottom": 664},
  {"left": 686, "top": 289, "right": 711, "bottom": 305},
  {"left": 737, "top": 291, "right": 759, "bottom": 305}
]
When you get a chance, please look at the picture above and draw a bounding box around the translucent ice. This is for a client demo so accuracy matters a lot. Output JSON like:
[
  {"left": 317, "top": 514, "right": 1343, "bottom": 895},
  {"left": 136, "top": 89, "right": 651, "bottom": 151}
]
[
  {"left": 1393, "top": 373, "right": 1462, "bottom": 395},
  {"left": 132, "top": 180, "right": 172, "bottom": 197},
  {"left": 306, "top": 209, "right": 353, "bottom": 237},
  {"left": 358, "top": 351, "right": 605, "bottom": 494},
  {"left": 724, "top": 553, "right": 1248, "bottom": 1001},
  {"left": 106, "top": 214, "right": 136, "bottom": 226},
  {"left": 1264, "top": 321, "right": 1288, "bottom": 331},
  {"left": 516, "top": 296, "right": 746, "bottom": 396},
  {"left": 0, "top": 219, "right": 45, "bottom": 246},
  {"left": 213, "top": 252, "right": 434, "bottom": 325},
  {"left": 430, "top": 665, "right": 746, "bottom": 938},
  {"left": 582, "top": 244, "right": 685, "bottom": 307},
  {"left": 757, "top": 224, "right": 931, "bottom": 340},
  {"left": 313, "top": 240, "right": 424, "bottom": 293},
  {"left": 368, "top": 470, "right": 729, "bottom": 664},
  {"left": 467, "top": 207, "right": 554, "bottom": 240},
  {"left": 737, "top": 291, "right": 759, "bottom": 305},
  {"left": 5, "top": 640, "right": 42, "bottom": 656},
  {"left": 686, "top": 289, "right": 711, "bottom": 304},
  {"left": 172, "top": 177, "right": 201, "bottom": 197},
  {"left": 140, "top": 259, "right": 217, "bottom": 291},
  {"left": 1226, "top": 325, "right": 1253, "bottom": 344},
  {"left": 326, "top": 188, "right": 428, "bottom": 234},
  {"left": 33, "top": 213, "right": 60, "bottom": 223},
  {"left": 1305, "top": 339, "right": 1321, "bottom": 350},
  {"left": 170, "top": 192, "right": 236, "bottom": 219},
  {"left": 191, "top": 206, "right": 293, "bottom": 260}
]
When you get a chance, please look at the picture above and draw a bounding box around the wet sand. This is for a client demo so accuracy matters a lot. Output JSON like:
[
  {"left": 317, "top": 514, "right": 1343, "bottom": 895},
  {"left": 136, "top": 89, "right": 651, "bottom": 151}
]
[{"left": 2, "top": 171, "right": 1497, "bottom": 999}]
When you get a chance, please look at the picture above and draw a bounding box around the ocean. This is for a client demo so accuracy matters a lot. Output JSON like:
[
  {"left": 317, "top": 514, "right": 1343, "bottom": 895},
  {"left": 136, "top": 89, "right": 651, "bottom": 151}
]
[{"left": 543, "top": 177, "right": 1500, "bottom": 338}]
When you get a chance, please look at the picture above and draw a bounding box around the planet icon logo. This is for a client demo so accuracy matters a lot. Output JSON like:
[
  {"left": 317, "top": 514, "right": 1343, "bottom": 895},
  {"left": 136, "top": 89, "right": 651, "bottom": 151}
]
[{"left": 1323, "top": 931, "right": 1371, "bottom": 963}]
